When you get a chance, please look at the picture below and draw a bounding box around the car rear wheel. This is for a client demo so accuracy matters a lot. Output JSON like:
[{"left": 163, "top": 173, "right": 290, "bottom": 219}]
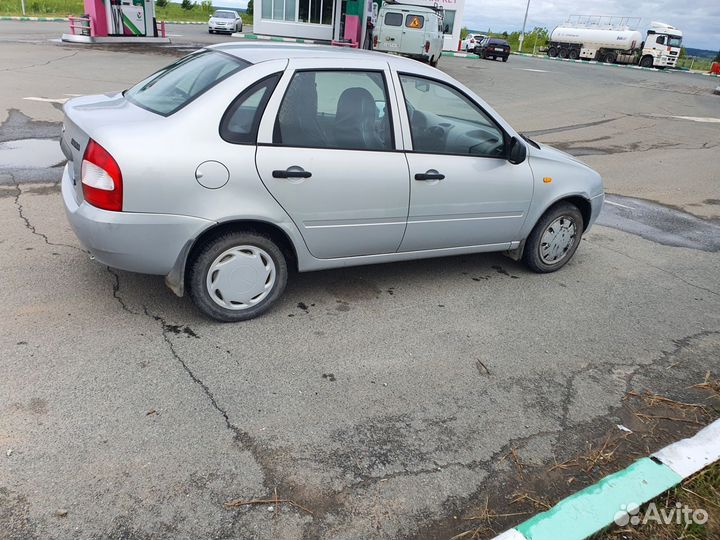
[
  {"left": 189, "top": 231, "right": 288, "bottom": 322},
  {"left": 604, "top": 52, "right": 616, "bottom": 64},
  {"left": 523, "top": 202, "right": 584, "bottom": 273},
  {"left": 548, "top": 47, "right": 558, "bottom": 57},
  {"left": 558, "top": 48, "right": 569, "bottom": 59},
  {"left": 568, "top": 48, "right": 579, "bottom": 60}
]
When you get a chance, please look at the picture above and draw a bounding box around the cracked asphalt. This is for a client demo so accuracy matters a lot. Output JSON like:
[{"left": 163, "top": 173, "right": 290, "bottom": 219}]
[{"left": 1, "top": 22, "right": 719, "bottom": 540}]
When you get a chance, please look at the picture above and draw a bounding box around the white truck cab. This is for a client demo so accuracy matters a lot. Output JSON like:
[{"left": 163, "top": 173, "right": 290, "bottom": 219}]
[
  {"left": 373, "top": 3, "right": 444, "bottom": 67},
  {"left": 642, "top": 21, "right": 682, "bottom": 68}
]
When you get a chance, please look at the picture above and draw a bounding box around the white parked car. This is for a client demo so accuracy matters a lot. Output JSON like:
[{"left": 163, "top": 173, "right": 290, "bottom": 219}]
[
  {"left": 208, "top": 10, "right": 243, "bottom": 34},
  {"left": 461, "top": 33, "right": 487, "bottom": 51}
]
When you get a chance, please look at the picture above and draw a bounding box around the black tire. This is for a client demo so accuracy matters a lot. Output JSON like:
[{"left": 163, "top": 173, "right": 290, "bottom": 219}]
[
  {"left": 523, "top": 202, "right": 584, "bottom": 273},
  {"left": 568, "top": 48, "right": 579, "bottom": 60},
  {"left": 502, "top": 56, "right": 508, "bottom": 62},
  {"left": 189, "top": 231, "right": 288, "bottom": 322},
  {"left": 639, "top": 55, "right": 654, "bottom": 68},
  {"left": 558, "top": 48, "right": 569, "bottom": 59},
  {"left": 548, "top": 46, "right": 558, "bottom": 57},
  {"left": 604, "top": 52, "right": 616, "bottom": 64},
  {"left": 209, "top": 29, "right": 213, "bottom": 33},
  {"left": 430, "top": 55, "right": 439, "bottom": 67}
]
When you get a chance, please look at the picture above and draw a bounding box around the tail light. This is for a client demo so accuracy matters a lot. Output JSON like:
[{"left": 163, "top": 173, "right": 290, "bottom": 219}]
[
  {"left": 424, "top": 40, "right": 430, "bottom": 52},
  {"left": 81, "top": 139, "right": 123, "bottom": 212},
  {"left": 373, "top": 35, "right": 378, "bottom": 47}
]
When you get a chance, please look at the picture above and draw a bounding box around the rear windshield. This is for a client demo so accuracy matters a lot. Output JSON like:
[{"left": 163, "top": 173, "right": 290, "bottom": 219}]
[
  {"left": 488, "top": 39, "right": 508, "bottom": 45},
  {"left": 125, "top": 49, "right": 248, "bottom": 116},
  {"left": 384, "top": 12, "right": 403, "bottom": 26}
]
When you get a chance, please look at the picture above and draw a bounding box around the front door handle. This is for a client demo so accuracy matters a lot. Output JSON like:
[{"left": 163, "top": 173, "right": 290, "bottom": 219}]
[
  {"left": 414, "top": 171, "right": 445, "bottom": 181},
  {"left": 272, "top": 168, "right": 312, "bottom": 179}
]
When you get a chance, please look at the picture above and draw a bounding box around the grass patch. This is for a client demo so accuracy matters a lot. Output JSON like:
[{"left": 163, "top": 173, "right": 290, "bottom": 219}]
[{"left": 0, "top": 0, "right": 252, "bottom": 24}]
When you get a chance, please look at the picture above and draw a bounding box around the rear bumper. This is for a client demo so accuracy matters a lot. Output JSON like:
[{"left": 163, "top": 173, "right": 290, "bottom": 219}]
[{"left": 61, "top": 164, "right": 213, "bottom": 275}]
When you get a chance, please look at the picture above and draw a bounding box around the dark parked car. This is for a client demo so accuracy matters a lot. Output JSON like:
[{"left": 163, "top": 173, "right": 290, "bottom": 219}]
[{"left": 474, "top": 38, "right": 511, "bottom": 62}]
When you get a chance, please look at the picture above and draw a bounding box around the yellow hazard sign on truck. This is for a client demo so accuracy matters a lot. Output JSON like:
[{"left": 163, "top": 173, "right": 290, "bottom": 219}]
[{"left": 407, "top": 16, "right": 422, "bottom": 28}]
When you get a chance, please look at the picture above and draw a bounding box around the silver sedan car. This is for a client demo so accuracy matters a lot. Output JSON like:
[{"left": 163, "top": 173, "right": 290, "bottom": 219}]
[{"left": 60, "top": 43, "right": 604, "bottom": 321}]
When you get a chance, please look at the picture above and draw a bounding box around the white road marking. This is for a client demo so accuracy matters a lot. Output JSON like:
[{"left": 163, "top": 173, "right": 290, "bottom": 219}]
[
  {"left": 604, "top": 200, "right": 635, "bottom": 210},
  {"left": 166, "top": 33, "right": 184, "bottom": 37},
  {"left": 23, "top": 96, "right": 69, "bottom": 104},
  {"left": 670, "top": 116, "right": 720, "bottom": 124},
  {"left": 515, "top": 68, "right": 551, "bottom": 73}
]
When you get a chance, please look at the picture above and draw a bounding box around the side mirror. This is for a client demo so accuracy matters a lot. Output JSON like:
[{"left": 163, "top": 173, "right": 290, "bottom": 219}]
[{"left": 507, "top": 136, "right": 527, "bottom": 165}]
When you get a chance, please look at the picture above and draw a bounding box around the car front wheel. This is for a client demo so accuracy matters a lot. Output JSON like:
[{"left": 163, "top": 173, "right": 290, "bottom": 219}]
[
  {"left": 523, "top": 202, "right": 584, "bottom": 273},
  {"left": 189, "top": 231, "right": 288, "bottom": 322}
]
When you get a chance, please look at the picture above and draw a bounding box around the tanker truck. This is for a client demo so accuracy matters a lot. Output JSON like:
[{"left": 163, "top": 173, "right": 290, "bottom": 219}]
[{"left": 546, "top": 19, "right": 682, "bottom": 68}]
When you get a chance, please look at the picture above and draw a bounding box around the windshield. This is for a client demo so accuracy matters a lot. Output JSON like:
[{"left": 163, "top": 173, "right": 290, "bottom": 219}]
[
  {"left": 125, "top": 50, "right": 248, "bottom": 116},
  {"left": 213, "top": 11, "right": 235, "bottom": 18},
  {"left": 667, "top": 35, "right": 682, "bottom": 47}
]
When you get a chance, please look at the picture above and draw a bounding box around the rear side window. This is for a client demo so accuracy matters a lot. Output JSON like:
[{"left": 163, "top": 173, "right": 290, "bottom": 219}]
[
  {"left": 405, "top": 15, "right": 424, "bottom": 29},
  {"left": 273, "top": 70, "right": 393, "bottom": 151},
  {"left": 125, "top": 50, "right": 249, "bottom": 116},
  {"left": 384, "top": 12, "right": 402, "bottom": 26},
  {"left": 220, "top": 73, "right": 281, "bottom": 144}
]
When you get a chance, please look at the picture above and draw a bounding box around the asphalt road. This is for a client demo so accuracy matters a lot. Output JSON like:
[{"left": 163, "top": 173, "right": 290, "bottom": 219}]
[{"left": 1, "top": 21, "right": 719, "bottom": 540}]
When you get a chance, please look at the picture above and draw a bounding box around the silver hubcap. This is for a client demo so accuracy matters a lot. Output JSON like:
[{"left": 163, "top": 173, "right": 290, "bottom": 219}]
[
  {"left": 540, "top": 216, "right": 577, "bottom": 265},
  {"left": 206, "top": 245, "right": 276, "bottom": 310}
]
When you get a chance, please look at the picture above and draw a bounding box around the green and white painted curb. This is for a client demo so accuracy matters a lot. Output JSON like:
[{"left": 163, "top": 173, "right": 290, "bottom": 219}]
[
  {"left": 442, "top": 51, "right": 479, "bottom": 59},
  {"left": 231, "top": 32, "right": 319, "bottom": 44},
  {"left": 491, "top": 418, "right": 720, "bottom": 540},
  {"left": 511, "top": 51, "right": 720, "bottom": 77},
  {"left": 0, "top": 15, "right": 68, "bottom": 21}
]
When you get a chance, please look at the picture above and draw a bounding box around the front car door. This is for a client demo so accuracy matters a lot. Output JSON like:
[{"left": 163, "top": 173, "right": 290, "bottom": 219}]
[
  {"left": 394, "top": 72, "right": 533, "bottom": 252},
  {"left": 255, "top": 59, "right": 410, "bottom": 259}
]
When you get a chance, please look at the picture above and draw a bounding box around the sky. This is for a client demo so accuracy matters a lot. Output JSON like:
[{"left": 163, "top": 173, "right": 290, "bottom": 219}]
[{"left": 215, "top": 0, "right": 718, "bottom": 50}]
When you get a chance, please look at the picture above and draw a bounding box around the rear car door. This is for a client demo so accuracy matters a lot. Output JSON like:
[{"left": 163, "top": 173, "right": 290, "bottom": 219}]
[
  {"left": 255, "top": 59, "right": 410, "bottom": 259},
  {"left": 395, "top": 72, "right": 533, "bottom": 252}
]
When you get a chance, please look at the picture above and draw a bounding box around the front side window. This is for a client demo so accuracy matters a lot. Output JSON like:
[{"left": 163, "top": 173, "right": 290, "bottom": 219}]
[
  {"left": 125, "top": 50, "right": 248, "bottom": 116},
  {"left": 399, "top": 74, "right": 505, "bottom": 158},
  {"left": 656, "top": 35, "right": 666, "bottom": 45},
  {"left": 384, "top": 12, "right": 403, "bottom": 26},
  {"left": 274, "top": 70, "right": 393, "bottom": 151},
  {"left": 405, "top": 14, "right": 424, "bottom": 29},
  {"left": 221, "top": 74, "right": 281, "bottom": 144}
]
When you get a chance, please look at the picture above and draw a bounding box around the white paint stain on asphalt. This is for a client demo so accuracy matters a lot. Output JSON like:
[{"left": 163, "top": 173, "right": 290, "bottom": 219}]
[
  {"left": 670, "top": 116, "right": 720, "bottom": 124},
  {"left": 515, "top": 68, "right": 552, "bottom": 73},
  {"left": 23, "top": 96, "right": 69, "bottom": 104},
  {"left": 604, "top": 200, "right": 635, "bottom": 210}
]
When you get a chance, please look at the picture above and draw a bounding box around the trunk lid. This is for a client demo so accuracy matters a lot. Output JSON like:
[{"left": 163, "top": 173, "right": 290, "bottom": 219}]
[{"left": 61, "top": 93, "right": 162, "bottom": 203}]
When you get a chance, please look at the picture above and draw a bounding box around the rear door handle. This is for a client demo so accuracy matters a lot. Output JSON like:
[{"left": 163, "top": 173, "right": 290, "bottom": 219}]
[
  {"left": 414, "top": 171, "right": 445, "bottom": 181},
  {"left": 272, "top": 168, "right": 312, "bottom": 179}
]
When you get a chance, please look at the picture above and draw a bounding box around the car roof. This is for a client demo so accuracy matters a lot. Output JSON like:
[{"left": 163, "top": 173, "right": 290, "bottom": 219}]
[{"left": 209, "top": 42, "right": 442, "bottom": 74}]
